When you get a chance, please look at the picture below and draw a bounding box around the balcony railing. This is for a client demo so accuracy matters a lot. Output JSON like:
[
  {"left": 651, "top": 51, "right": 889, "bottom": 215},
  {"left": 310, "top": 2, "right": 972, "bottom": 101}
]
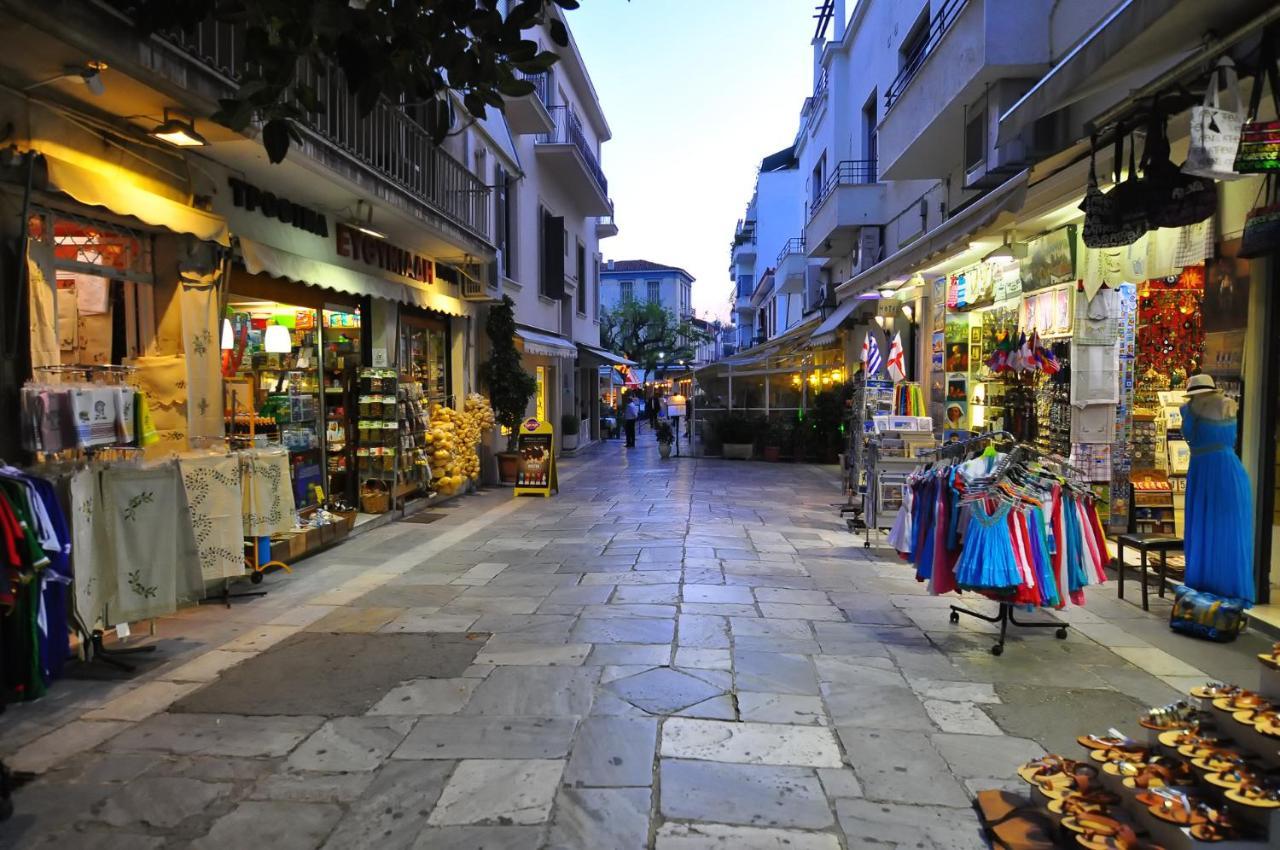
[
  {"left": 776, "top": 237, "right": 806, "bottom": 268},
  {"left": 885, "top": 0, "right": 969, "bottom": 109},
  {"left": 801, "top": 70, "right": 829, "bottom": 133},
  {"left": 809, "top": 160, "right": 877, "bottom": 216},
  {"left": 163, "top": 19, "right": 490, "bottom": 241},
  {"left": 538, "top": 105, "right": 608, "bottom": 198},
  {"left": 517, "top": 69, "right": 551, "bottom": 108}
]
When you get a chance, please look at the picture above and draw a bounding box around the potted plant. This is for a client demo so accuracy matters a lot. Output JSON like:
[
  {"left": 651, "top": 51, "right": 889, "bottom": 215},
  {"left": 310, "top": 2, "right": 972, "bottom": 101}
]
[
  {"left": 762, "top": 420, "right": 790, "bottom": 462},
  {"left": 561, "top": 413, "right": 581, "bottom": 451},
  {"left": 478, "top": 295, "right": 537, "bottom": 484},
  {"left": 655, "top": 420, "right": 675, "bottom": 458},
  {"left": 716, "top": 413, "right": 758, "bottom": 460}
]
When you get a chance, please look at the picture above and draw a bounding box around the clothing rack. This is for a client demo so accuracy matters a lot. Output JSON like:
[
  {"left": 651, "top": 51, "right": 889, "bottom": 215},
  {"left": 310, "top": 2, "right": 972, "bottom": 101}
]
[{"left": 922, "top": 434, "right": 1076, "bottom": 657}]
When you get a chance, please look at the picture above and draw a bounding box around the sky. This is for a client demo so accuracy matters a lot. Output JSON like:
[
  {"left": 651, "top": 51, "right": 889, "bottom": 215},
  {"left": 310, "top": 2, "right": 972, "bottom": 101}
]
[{"left": 567, "top": 0, "right": 817, "bottom": 323}]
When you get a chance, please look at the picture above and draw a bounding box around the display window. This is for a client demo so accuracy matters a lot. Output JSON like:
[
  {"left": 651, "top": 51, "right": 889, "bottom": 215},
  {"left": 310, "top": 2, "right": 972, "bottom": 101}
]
[{"left": 399, "top": 313, "right": 450, "bottom": 406}]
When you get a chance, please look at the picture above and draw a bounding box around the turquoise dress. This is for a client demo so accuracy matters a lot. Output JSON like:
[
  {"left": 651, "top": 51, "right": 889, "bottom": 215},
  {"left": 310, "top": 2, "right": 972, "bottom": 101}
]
[{"left": 1180, "top": 403, "right": 1254, "bottom": 604}]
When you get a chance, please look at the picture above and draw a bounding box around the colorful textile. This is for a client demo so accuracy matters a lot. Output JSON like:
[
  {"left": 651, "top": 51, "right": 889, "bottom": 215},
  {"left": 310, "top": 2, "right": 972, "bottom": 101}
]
[
  {"left": 1181, "top": 404, "right": 1254, "bottom": 604},
  {"left": 179, "top": 455, "right": 246, "bottom": 582}
]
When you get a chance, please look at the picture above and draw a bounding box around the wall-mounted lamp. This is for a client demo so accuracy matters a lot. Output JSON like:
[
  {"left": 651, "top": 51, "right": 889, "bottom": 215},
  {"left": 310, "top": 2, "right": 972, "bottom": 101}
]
[
  {"left": 983, "top": 232, "right": 1027, "bottom": 263},
  {"left": 26, "top": 61, "right": 108, "bottom": 96},
  {"left": 221, "top": 318, "right": 235, "bottom": 350},
  {"left": 349, "top": 200, "right": 386, "bottom": 239},
  {"left": 150, "top": 108, "right": 208, "bottom": 147},
  {"left": 901, "top": 304, "right": 915, "bottom": 323}
]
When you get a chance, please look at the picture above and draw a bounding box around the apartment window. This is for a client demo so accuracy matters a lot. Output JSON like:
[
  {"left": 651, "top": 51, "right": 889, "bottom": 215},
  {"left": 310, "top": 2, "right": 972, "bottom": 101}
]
[
  {"left": 964, "top": 105, "right": 987, "bottom": 172},
  {"left": 862, "top": 92, "right": 878, "bottom": 177},
  {"left": 811, "top": 152, "right": 826, "bottom": 208},
  {"left": 620, "top": 280, "right": 634, "bottom": 301},
  {"left": 539, "top": 206, "right": 566, "bottom": 299},
  {"left": 647, "top": 280, "right": 660, "bottom": 303},
  {"left": 899, "top": 7, "right": 931, "bottom": 73},
  {"left": 494, "top": 165, "right": 517, "bottom": 279},
  {"left": 736, "top": 274, "right": 752, "bottom": 298},
  {"left": 576, "top": 240, "right": 587, "bottom": 315}
]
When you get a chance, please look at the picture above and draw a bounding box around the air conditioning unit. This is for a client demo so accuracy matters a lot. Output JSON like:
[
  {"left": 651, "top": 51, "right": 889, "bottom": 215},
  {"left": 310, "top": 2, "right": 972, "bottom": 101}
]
[
  {"left": 964, "top": 78, "right": 1061, "bottom": 190},
  {"left": 459, "top": 256, "right": 498, "bottom": 301}
]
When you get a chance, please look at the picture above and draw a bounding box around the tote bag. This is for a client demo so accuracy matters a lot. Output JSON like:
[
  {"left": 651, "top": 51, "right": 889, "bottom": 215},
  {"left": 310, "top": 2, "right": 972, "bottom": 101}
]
[
  {"left": 1081, "top": 136, "right": 1148, "bottom": 248},
  {"left": 1183, "top": 57, "right": 1244, "bottom": 181},
  {"left": 1234, "top": 47, "right": 1280, "bottom": 174},
  {"left": 1239, "top": 175, "right": 1280, "bottom": 259},
  {"left": 1142, "top": 111, "right": 1217, "bottom": 228}
]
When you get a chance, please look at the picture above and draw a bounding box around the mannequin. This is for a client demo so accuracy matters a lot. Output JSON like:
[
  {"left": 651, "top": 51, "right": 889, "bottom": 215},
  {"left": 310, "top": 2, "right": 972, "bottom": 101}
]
[{"left": 1179, "top": 374, "right": 1254, "bottom": 604}]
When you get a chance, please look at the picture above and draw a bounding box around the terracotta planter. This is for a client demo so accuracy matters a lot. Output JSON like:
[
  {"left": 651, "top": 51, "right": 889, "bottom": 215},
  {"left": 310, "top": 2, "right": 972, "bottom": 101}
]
[
  {"left": 496, "top": 452, "right": 520, "bottom": 485},
  {"left": 658, "top": 442, "right": 673, "bottom": 458},
  {"left": 762, "top": 445, "right": 781, "bottom": 462}
]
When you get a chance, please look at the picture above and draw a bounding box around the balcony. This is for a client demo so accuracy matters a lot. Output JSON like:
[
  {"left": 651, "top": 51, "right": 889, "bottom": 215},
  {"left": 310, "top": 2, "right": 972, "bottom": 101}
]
[
  {"left": 505, "top": 70, "right": 555, "bottom": 135},
  {"left": 730, "top": 220, "right": 757, "bottom": 265},
  {"left": 877, "top": 0, "right": 1052, "bottom": 180},
  {"left": 805, "top": 160, "right": 885, "bottom": 262},
  {"left": 597, "top": 199, "right": 619, "bottom": 239},
  {"left": 536, "top": 106, "right": 611, "bottom": 216},
  {"left": 775, "top": 237, "right": 807, "bottom": 293},
  {"left": 165, "top": 19, "right": 491, "bottom": 242}
]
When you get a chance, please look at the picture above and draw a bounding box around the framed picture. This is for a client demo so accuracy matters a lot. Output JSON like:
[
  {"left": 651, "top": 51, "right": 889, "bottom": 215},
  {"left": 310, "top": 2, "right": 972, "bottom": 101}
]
[{"left": 1021, "top": 225, "right": 1076, "bottom": 292}]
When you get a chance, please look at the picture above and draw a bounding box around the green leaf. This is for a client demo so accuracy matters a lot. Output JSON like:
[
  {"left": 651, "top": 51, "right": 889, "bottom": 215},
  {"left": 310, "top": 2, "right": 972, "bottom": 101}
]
[
  {"left": 261, "top": 118, "right": 294, "bottom": 164},
  {"left": 497, "top": 77, "right": 536, "bottom": 98},
  {"left": 549, "top": 18, "right": 569, "bottom": 48},
  {"left": 506, "top": 0, "right": 543, "bottom": 29}
]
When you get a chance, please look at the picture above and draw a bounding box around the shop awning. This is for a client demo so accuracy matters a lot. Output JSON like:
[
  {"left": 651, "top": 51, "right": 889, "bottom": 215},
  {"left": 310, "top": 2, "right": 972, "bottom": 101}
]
[
  {"left": 808, "top": 298, "right": 859, "bottom": 348},
  {"left": 515, "top": 327, "right": 578, "bottom": 359},
  {"left": 577, "top": 343, "right": 636, "bottom": 367},
  {"left": 239, "top": 237, "right": 468, "bottom": 317},
  {"left": 39, "top": 150, "right": 230, "bottom": 247},
  {"left": 836, "top": 169, "right": 1029, "bottom": 298}
]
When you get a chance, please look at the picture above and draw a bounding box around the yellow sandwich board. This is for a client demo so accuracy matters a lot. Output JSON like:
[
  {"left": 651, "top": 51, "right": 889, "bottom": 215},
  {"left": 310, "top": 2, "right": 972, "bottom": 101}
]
[{"left": 513, "top": 418, "right": 558, "bottom": 498}]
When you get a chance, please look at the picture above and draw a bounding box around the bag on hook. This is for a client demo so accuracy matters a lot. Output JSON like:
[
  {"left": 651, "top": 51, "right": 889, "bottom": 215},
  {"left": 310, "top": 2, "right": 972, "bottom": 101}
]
[
  {"left": 1184, "top": 57, "right": 1245, "bottom": 181},
  {"left": 1081, "top": 135, "right": 1149, "bottom": 248},
  {"left": 1234, "top": 44, "right": 1280, "bottom": 174},
  {"left": 1239, "top": 175, "right": 1280, "bottom": 259},
  {"left": 1142, "top": 109, "right": 1217, "bottom": 228}
]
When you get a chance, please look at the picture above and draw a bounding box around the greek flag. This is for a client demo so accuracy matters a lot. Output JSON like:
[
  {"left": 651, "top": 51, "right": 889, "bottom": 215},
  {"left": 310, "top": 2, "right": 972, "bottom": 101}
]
[{"left": 862, "top": 331, "right": 882, "bottom": 376}]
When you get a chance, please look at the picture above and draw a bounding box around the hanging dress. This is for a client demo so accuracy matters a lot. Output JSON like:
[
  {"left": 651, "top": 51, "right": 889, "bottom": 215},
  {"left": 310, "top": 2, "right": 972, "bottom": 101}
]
[
  {"left": 953, "top": 500, "right": 1021, "bottom": 594},
  {"left": 1181, "top": 403, "right": 1255, "bottom": 604}
]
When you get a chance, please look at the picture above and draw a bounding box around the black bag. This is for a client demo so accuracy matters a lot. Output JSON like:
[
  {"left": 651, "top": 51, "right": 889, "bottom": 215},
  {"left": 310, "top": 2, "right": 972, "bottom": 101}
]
[
  {"left": 1142, "top": 111, "right": 1217, "bottom": 228},
  {"left": 1081, "top": 135, "right": 1149, "bottom": 248}
]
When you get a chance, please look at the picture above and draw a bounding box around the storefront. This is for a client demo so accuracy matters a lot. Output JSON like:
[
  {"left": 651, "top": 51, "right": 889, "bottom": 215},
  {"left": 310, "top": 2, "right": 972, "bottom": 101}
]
[{"left": 514, "top": 327, "right": 578, "bottom": 452}]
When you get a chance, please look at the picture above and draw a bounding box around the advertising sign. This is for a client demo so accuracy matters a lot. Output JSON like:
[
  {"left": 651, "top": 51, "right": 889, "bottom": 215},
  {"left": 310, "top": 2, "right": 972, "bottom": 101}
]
[{"left": 513, "top": 418, "right": 558, "bottom": 498}]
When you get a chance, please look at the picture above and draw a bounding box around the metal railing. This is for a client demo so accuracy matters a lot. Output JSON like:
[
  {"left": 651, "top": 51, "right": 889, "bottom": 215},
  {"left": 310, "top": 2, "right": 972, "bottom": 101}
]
[
  {"left": 809, "top": 160, "right": 877, "bottom": 216},
  {"left": 517, "top": 69, "right": 551, "bottom": 108},
  {"left": 801, "top": 70, "right": 829, "bottom": 133},
  {"left": 733, "top": 220, "right": 757, "bottom": 246},
  {"left": 776, "top": 237, "right": 806, "bottom": 268},
  {"left": 163, "top": 18, "right": 491, "bottom": 240},
  {"left": 885, "top": 0, "right": 969, "bottom": 109},
  {"left": 538, "top": 105, "right": 608, "bottom": 198}
]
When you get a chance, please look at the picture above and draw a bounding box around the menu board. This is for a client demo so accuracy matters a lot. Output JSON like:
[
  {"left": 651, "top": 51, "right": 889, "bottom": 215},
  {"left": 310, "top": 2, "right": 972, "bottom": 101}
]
[{"left": 513, "top": 418, "right": 558, "bottom": 498}]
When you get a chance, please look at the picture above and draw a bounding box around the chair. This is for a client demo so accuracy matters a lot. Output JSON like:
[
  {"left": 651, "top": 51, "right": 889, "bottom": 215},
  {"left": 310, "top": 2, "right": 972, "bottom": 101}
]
[{"left": 1114, "top": 533, "right": 1184, "bottom": 611}]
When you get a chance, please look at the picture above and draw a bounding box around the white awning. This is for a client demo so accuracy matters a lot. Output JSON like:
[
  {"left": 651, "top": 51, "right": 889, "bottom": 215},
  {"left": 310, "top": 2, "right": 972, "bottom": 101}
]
[
  {"left": 239, "top": 238, "right": 468, "bottom": 317},
  {"left": 808, "top": 298, "right": 859, "bottom": 348},
  {"left": 516, "top": 327, "right": 578, "bottom": 359},
  {"left": 837, "top": 170, "right": 1029, "bottom": 298},
  {"left": 577, "top": 343, "right": 636, "bottom": 367}
]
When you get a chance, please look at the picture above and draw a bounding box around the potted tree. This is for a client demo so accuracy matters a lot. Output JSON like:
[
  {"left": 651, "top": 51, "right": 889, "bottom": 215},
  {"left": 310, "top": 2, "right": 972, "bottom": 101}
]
[
  {"left": 478, "top": 295, "right": 538, "bottom": 485},
  {"left": 717, "top": 413, "right": 758, "bottom": 460},
  {"left": 655, "top": 420, "right": 675, "bottom": 458},
  {"left": 762, "top": 420, "right": 790, "bottom": 462},
  {"left": 561, "top": 413, "right": 581, "bottom": 452}
]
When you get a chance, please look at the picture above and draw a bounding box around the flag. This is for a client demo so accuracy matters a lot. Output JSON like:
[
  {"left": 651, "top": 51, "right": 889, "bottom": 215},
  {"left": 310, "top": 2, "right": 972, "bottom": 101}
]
[
  {"left": 861, "top": 331, "right": 882, "bottom": 377},
  {"left": 886, "top": 332, "right": 906, "bottom": 382}
]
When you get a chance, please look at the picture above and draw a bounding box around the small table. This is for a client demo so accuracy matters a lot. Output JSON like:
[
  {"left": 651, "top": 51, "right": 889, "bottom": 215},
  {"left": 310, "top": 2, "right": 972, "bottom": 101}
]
[{"left": 1114, "top": 533, "right": 1184, "bottom": 611}]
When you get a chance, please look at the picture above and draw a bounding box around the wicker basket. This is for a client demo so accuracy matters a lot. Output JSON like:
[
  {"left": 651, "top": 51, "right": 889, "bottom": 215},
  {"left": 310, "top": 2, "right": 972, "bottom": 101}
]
[{"left": 360, "top": 479, "right": 391, "bottom": 514}]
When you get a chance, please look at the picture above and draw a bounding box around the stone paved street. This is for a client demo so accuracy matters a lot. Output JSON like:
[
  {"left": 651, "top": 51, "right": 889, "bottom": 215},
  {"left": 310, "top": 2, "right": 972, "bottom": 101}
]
[{"left": 1, "top": 436, "right": 1272, "bottom": 849}]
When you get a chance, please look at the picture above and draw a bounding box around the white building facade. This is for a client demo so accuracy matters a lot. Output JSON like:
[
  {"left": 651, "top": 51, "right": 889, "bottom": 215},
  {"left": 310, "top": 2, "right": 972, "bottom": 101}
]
[{"left": 600, "top": 260, "right": 694, "bottom": 319}]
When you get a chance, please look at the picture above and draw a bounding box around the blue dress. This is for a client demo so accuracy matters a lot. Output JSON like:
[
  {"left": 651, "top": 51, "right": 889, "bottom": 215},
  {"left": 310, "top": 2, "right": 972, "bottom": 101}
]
[
  {"left": 1181, "top": 403, "right": 1254, "bottom": 604},
  {"left": 954, "top": 500, "right": 1021, "bottom": 593}
]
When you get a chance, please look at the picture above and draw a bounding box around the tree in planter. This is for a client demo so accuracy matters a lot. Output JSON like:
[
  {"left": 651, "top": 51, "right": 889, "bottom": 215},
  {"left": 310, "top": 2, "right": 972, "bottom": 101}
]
[
  {"left": 479, "top": 295, "right": 537, "bottom": 453},
  {"left": 121, "top": 0, "right": 581, "bottom": 163}
]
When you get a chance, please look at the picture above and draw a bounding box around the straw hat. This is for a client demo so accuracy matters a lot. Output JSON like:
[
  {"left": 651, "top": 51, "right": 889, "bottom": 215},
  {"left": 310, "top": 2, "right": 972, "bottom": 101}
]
[{"left": 1184, "top": 374, "right": 1217, "bottom": 396}]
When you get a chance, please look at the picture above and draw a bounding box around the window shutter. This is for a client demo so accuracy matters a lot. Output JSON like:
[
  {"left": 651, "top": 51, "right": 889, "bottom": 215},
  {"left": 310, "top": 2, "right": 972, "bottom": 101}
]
[{"left": 541, "top": 212, "right": 566, "bottom": 299}]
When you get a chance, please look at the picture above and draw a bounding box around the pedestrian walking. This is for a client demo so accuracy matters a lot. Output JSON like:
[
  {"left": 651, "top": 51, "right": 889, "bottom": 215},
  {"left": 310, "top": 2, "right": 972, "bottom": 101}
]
[{"left": 623, "top": 395, "right": 640, "bottom": 447}]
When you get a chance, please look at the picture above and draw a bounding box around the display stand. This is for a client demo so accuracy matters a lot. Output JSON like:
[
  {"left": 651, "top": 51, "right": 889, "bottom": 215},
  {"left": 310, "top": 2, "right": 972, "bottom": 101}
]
[
  {"left": 947, "top": 602, "right": 1068, "bottom": 656},
  {"left": 513, "top": 418, "right": 558, "bottom": 498}
]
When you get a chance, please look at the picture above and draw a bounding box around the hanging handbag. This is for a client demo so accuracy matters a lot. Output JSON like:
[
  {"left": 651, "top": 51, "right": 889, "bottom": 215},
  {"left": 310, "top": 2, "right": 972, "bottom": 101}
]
[
  {"left": 1239, "top": 174, "right": 1280, "bottom": 258},
  {"left": 1233, "top": 44, "right": 1280, "bottom": 174},
  {"left": 1142, "top": 110, "right": 1217, "bottom": 228},
  {"left": 1081, "top": 135, "right": 1149, "bottom": 248},
  {"left": 1169, "top": 584, "right": 1246, "bottom": 642},
  {"left": 1184, "top": 57, "right": 1245, "bottom": 181}
]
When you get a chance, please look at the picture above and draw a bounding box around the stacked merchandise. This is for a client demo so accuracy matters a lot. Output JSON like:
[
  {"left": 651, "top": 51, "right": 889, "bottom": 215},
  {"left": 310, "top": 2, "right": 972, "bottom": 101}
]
[
  {"left": 425, "top": 395, "right": 494, "bottom": 497},
  {"left": 1037, "top": 340, "right": 1072, "bottom": 459},
  {"left": 356, "top": 368, "right": 398, "bottom": 490},
  {"left": 19, "top": 371, "right": 151, "bottom": 455},
  {"left": 1070, "top": 285, "right": 1122, "bottom": 492},
  {"left": 398, "top": 379, "right": 432, "bottom": 495},
  {"left": 983, "top": 650, "right": 1280, "bottom": 848},
  {"left": 1110, "top": 283, "right": 1139, "bottom": 531},
  {"left": 893, "top": 382, "right": 927, "bottom": 417}
]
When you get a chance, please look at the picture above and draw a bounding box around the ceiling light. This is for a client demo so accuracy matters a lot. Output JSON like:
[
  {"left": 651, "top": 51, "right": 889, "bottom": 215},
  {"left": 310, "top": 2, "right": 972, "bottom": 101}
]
[
  {"left": 350, "top": 200, "right": 386, "bottom": 239},
  {"left": 150, "top": 108, "right": 208, "bottom": 147},
  {"left": 263, "top": 322, "right": 292, "bottom": 353},
  {"left": 983, "top": 232, "right": 1027, "bottom": 263},
  {"left": 221, "top": 318, "right": 234, "bottom": 350}
]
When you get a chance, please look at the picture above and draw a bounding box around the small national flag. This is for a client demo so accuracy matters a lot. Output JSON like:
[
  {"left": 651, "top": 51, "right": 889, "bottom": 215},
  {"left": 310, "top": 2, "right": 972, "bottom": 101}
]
[
  {"left": 886, "top": 332, "right": 906, "bottom": 382},
  {"left": 861, "top": 331, "right": 882, "bottom": 377}
]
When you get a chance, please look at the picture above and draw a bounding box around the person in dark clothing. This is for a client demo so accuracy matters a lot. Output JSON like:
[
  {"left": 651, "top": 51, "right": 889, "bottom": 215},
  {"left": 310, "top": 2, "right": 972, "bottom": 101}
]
[{"left": 623, "top": 395, "right": 640, "bottom": 447}]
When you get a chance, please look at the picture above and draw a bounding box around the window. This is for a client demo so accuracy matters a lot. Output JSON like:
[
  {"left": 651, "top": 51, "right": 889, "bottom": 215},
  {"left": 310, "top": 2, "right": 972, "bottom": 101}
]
[
  {"left": 736, "top": 274, "right": 752, "bottom": 298},
  {"left": 647, "top": 280, "right": 660, "bottom": 303},
  {"left": 862, "top": 92, "right": 878, "bottom": 178},
  {"left": 592, "top": 257, "right": 601, "bottom": 321},
  {"left": 494, "top": 165, "right": 516, "bottom": 279},
  {"left": 576, "top": 240, "right": 587, "bottom": 315},
  {"left": 964, "top": 105, "right": 987, "bottom": 172},
  {"left": 899, "top": 7, "right": 931, "bottom": 73},
  {"left": 811, "top": 152, "right": 826, "bottom": 208},
  {"left": 620, "top": 280, "right": 634, "bottom": 301},
  {"left": 539, "top": 206, "right": 566, "bottom": 299}
]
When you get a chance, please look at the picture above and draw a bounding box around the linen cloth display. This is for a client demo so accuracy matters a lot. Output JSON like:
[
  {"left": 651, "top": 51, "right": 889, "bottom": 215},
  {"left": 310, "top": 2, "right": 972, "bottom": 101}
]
[
  {"left": 1070, "top": 343, "right": 1120, "bottom": 407},
  {"left": 27, "top": 254, "right": 59, "bottom": 369},
  {"left": 1071, "top": 404, "right": 1117, "bottom": 444},
  {"left": 178, "top": 275, "right": 224, "bottom": 441},
  {"left": 68, "top": 467, "right": 105, "bottom": 629},
  {"left": 1073, "top": 288, "right": 1120, "bottom": 346},
  {"left": 179, "top": 455, "right": 246, "bottom": 582},
  {"left": 241, "top": 448, "right": 296, "bottom": 537},
  {"left": 126, "top": 355, "right": 189, "bottom": 455}
]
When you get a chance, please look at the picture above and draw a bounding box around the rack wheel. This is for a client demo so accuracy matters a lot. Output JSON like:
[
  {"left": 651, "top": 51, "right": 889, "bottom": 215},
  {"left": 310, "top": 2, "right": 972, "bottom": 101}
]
[
  {"left": 1055, "top": 628, "right": 1068, "bottom": 640},
  {"left": 949, "top": 611, "right": 960, "bottom": 624},
  {"left": 990, "top": 644, "right": 1004, "bottom": 656},
  {"left": 863, "top": 541, "right": 871, "bottom": 549},
  {"left": 250, "top": 571, "right": 264, "bottom": 585}
]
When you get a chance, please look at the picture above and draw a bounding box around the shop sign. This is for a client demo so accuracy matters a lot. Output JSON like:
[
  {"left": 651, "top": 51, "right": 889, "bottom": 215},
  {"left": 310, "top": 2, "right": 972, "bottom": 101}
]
[
  {"left": 335, "top": 223, "right": 434, "bottom": 284},
  {"left": 514, "top": 418, "right": 558, "bottom": 498},
  {"left": 227, "top": 177, "right": 329, "bottom": 237}
]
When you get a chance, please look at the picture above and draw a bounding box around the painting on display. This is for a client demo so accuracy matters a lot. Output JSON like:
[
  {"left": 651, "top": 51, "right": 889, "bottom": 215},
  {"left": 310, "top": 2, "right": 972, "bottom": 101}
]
[
  {"left": 931, "top": 276, "right": 947, "bottom": 331},
  {"left": 1203, "top": 238, "right": 1250, "bottom": 334},
  {"left": 1020, "top": 226, "right": 1077, "bottom": 292},
  {"left": 1022, "top": 285, "right": 1074, "bottom": 337}
]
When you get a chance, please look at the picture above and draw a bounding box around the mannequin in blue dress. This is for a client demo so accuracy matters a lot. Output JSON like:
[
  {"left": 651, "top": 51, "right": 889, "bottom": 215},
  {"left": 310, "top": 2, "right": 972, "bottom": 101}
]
[{"left": 1180, "top": 374, "right": 1254, "bottom": 604}]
